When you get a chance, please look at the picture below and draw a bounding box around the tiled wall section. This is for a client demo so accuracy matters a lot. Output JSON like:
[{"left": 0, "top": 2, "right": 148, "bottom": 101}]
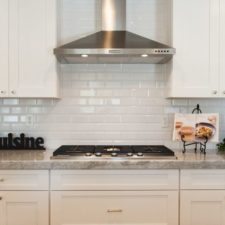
[
  {"left": 0, "top": 65, "right": 225, "bottom": 150},
  {"left": 0, "top": 0, "right": 224, "bottom": 150}
]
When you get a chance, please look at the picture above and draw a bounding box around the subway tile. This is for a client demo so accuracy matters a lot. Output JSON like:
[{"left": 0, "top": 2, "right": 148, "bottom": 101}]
[
  {"left": 3, "top": 115, "right": 19, "bottom": 123},
  {"left": 3, "top": 99, "right": 19, "bottom": 105}
]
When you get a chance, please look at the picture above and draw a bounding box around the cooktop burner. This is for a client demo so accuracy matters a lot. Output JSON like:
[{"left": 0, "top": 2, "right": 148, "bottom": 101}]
[{"left": 51, "top": 145, "right": 176, "bottom": 159}]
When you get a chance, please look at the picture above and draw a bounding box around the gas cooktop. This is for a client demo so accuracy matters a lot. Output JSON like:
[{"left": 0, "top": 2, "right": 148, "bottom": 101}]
[{"left": 51, "top": 145, "right": 176, "bottom": 160}]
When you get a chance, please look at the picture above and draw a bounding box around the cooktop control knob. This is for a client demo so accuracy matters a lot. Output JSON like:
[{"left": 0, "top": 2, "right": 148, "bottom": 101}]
[
  {"left": 95, "top": 152, "right": 102, "bottom": 157},
  {"left": 127, "top": 152, "right": 133, "bottom": 157},
  {"left": 137, "top": 152, "right": 144, "bottom": 156},
  {"left": 111, "top": 152, "right": 118, "bottom": 157},
  {"left": 85, "top": 152, "right": 92, "bottom": 157}
]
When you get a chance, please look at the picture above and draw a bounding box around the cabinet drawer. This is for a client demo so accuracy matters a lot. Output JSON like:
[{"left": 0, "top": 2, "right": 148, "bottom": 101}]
[
  {"left": 0, "top": 170, "right": 49, "bottom": 190},
  {"left": 51, "top": 170, "right": 179, "bottom": 190},
  {"left": 51, "top": 191, "right": 178, "bottom": 225},
  {"left": 181, "top": 170, "right": 225, "bottom": 190}
]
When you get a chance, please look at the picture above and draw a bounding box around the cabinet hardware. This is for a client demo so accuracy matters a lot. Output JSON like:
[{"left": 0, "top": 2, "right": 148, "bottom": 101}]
[
  {"left": 0, "top": 178, "right": 4, "bottom": 182},
  {"left": 0, "top": 90, "right": 5, "bottom": 94},
  {"left": 107, "top": 209, "right": 123, "bottom": 213},
  {"left": 223, "top": 91, "right": 225, "bottom": 95},
  {"left": 212, "top": 90, "right": 218, "bottom": 95},
  {"left": 0, "top": 197, "right": 2, "bottom": 200},
  {"left": 11, "top": 90, "right": 16, "bottom": 95}
]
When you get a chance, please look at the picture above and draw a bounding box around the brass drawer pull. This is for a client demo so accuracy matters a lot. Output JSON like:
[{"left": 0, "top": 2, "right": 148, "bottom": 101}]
[
  {"left": 107, "top": 209, "right": 123, "bottom": 213},
  {"left": 0, "top": 197, "right": 3, "bottom": 200}
]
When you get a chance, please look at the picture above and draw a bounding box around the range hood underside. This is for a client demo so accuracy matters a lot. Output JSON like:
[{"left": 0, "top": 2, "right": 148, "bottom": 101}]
[{"left": 54, "top": 31, "right": 175, "bottom": 64}]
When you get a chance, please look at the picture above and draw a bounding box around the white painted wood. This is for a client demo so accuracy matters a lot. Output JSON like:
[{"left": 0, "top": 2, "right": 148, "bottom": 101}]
[
  {"left": 168, "top": 0, "right": 220, "bottom": 98},
  {"left": 51, "top": 190, "right": 178, "bottom": 225},
  {"left": 0, "top": 191, "right": 48, "bottom": 225},
  {"left": 0, "top": 170, "right": 49, "bottom": 190},
  {"left": 0, "top": 0, "right": 9, "bottom": 97},
  {"left": 180, "top": 190, "right": 225, "bottom": 225},
  {"left": 8, "top": 0, "right": 58, "bottom": 98},
  {"left": 51, "top": 170, "right": 179, "bottom": 190},
  {"left": 181, "top": 170, "right": 225, "bottom": 190},
  {"left": 220, "top": 0, "right": 225, "bottom": 96}
]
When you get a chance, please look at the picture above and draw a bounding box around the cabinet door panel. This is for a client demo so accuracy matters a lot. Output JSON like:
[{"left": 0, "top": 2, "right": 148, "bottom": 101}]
[
  {"left": 169, "top": 0, "right": 220, "bottom": 98},
  {"left": 9, "top": 0, "right": 58, "bottom": 98},
  {"left": 220, "top": 0, "right": 225, "bottom": 96},
  {"left": 0, "top": 0, "right": 9, "bottom": 97},
  {"left": 51, "top": 191, "right": 178, "bottom": 225},
  {"left": 0, "top": 191, "right": 48, "bottom": 225},
  {"left": 180, "top": 190, "right": 225, "bottom": 225}
]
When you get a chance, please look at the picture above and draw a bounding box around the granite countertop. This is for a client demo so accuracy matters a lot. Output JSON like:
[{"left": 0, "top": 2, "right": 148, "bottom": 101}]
[{"left": 0, "top": 149, "right": 225, "bottom": 170}]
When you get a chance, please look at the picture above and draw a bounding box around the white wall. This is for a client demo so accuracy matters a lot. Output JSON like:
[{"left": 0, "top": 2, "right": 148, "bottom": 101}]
[{"left": 0, "top": 0, "right": 224, "bottom": 151}]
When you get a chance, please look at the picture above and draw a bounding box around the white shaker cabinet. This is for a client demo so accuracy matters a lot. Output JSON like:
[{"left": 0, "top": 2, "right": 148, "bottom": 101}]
[
  {"left": 0, "top": 0, "right": 9, "bottom": 97},
  {"left": 51, "top": 191, "right": 178, "bottom": 225},
  {"left": 168, "top": 0, "right": 221, "bottom": 98},
  {"left": 180, "top": 170, "right": 225, "bottom": 225},
  {"left": 51, "top": 170, "right": 179, "bottom": 225},
  {"left": 0, "top": 191, "right": 49, "bottom": 225},
  {"left": 0, "top": 0, "right": 58, "bottom": 98},
  {"left": 180, "top": 190, "right": 225, "bottom": 225},
  {"left": 0, "top": 170, "right": 49, "bottom": 225}
]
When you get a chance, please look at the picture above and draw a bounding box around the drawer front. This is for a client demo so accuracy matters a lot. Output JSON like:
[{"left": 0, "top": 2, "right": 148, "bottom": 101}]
[
  {"left": 51, "top": 170, "right": 179, "bottom": 190},
  {"left": 0, "top": 170, "right": 49, "bottom": 190},
  {"left": 51, "top": 191, "right": 179, "bottom": 225},
  {"left": 181, "top": 170, "right": 225, "bottom": 190}
]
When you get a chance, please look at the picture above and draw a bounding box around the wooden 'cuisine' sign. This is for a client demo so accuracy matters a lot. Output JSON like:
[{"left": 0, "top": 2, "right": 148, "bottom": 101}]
[{"left": 0, "top": 133, "right": 45, "bottom": 150}]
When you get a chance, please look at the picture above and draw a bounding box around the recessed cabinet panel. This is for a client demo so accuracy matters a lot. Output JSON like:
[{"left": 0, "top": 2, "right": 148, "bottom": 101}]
[
  {"left": 0, "top": 0, "right": 9, "bottom": 97},
  {"left": 0, "top": 191, "right": 48, "bottom": 225},
  {"left": 181, "top": 170, "right": 225, "bottom": 190},
  {"left": 168, "top": 0, "right": 220, "bottom": 98},
  {"left": 8, "top": 0, "right": 58, "bottom": 98},
  {"left": 0, "top": 170, "right": 49, "bottom": 190},
  {"left": 51, "top": 170, "right": 179, "bottom": 191},
  {"left": 51, "top": 191, "right": 178, "bottom": 225},
  {"left": 220, "top": 0, "right": 225, "bottom": 96},
  {"left": 180, "top": 190, "right": 225, "bottom": 225}
]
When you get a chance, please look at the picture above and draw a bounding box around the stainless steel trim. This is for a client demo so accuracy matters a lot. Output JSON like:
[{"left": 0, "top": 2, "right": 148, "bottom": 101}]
[
  {"left": 54, "top": 48, "right": 176, "bottom": 55},
  {"left": 102, "top": 0, "right": 126, "bottom": 31},
  {"left": 51, "top": 155, "right": 177, "bottom": 160}
]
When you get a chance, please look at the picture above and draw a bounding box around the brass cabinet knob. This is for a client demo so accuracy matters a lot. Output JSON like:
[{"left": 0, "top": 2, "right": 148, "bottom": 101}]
[
  {"left": 0, "top": 178, "right": 4, "bottom": 182},
  {"left": 212, "top": 90, "right": 218, "bottom": 95},
  {"left": 107, "top": 209, "right": 123, "bottom": 213},
  {"left": 11, "top": 90, "right": 16, "bottom": 95}
]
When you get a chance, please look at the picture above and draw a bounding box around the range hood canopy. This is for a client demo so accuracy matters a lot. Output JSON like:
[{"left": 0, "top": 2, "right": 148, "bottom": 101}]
[{"left": 54, "top": 0, "right": 175, "bottom": 64}]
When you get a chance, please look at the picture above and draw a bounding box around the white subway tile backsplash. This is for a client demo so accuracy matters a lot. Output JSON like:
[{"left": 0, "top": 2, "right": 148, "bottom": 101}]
[
  {"left": 3, "top": 99, "right": 19, "bottom": 105},
  {"left": 0, "top": 0, "right": 224, "bottom": 151},
  {"left": 3, "top": 115, "right": 19, "bottom": 123}
]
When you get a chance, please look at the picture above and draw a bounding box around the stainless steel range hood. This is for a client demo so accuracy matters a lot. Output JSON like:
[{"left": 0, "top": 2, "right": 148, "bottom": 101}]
[{"left": 54, "top": 0, "right": 175, "bottom": 64}]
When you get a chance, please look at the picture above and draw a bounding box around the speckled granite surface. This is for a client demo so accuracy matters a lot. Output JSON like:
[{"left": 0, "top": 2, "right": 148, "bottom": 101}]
[{"left": 0, "top": 150, "right": 225, "bottom": 170}]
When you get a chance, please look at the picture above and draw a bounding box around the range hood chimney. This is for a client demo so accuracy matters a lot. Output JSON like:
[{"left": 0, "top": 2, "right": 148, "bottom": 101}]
[{"left": 54, "top": 0, "right": 175, "bottom": 64}]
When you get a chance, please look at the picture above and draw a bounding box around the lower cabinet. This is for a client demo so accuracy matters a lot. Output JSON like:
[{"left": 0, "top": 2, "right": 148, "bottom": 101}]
[
  {"left": 0, "top": 191, "right": 49, "bottom": 225},
  {"left": 51, "top": 191, "right": 178, "bottom": 225},
  {"left": 180, "top": 190, "right": 225, "bottom": 225}
]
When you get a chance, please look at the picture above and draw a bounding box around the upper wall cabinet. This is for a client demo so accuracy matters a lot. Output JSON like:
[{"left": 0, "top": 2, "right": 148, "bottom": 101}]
[
  {"left": 0, "top": 0, "right": 59, "bottom": 98},
  {"left": 167, "top": 0, "right": 225, "bottom": 98}
]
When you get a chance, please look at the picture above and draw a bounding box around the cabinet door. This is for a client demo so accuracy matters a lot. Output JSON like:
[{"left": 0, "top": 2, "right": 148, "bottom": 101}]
[
  {"left": 169, "top": 0, "right": 220, "bottom": 98},
  {"left": 0, "top": 0, "right": 9, "bottom": 97},
  {"left": 0, "top": 191, "right": 48, "bottom": 225},
  {"left": 8, "top": 0, "right": 58, "bottom": 98},
  {"left": 180, "top": 190, "right": 225, "bottom": 225},
  {"left": 51, "top": 191, "right": 178, "bottom": 225},
  {"left": 220, "top": 0, "right": 225, "bottom": 97}
]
